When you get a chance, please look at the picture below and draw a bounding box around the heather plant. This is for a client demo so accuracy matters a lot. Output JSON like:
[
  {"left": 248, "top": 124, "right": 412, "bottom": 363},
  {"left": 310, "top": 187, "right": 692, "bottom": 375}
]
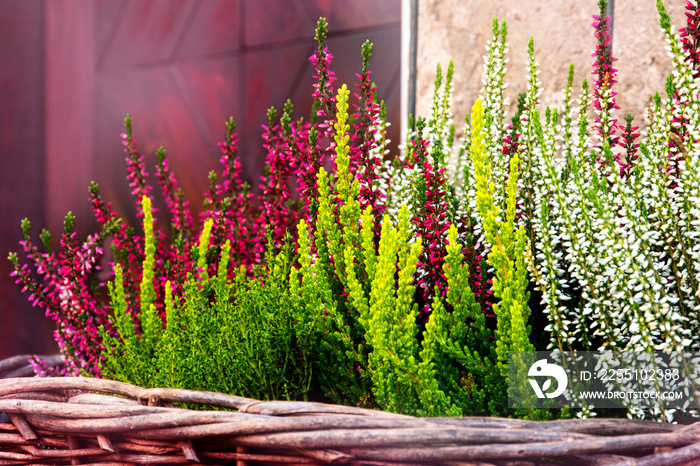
[
  {"left": 8, "top": 10, "right": 544, "bottom": 418},
  {"left": 10, "top": 109, "right": 296, "bottom": 377},
  {"left": 89, "top": 82, "right": 531, "bottom": 416},
  {"left": 350, "top": 0, "right": 700, "bottom": 420},
  {"left": 408, "top": 0, "right": 700, "bottom": 369},
  {"left": 8, "top": 213, "right": 119, "bottom": 376},
  {"left": 121, "top": 1, "right": 700, "bottom": 421},
  {"left": 102, "top": 200, "right": 315, "bottom": 401}
]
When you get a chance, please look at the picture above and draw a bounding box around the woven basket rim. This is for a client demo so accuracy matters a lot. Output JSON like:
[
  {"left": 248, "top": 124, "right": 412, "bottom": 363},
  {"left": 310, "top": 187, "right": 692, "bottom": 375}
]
[{"left": 0, "top": 375, "right": 698, "bottom": 465}]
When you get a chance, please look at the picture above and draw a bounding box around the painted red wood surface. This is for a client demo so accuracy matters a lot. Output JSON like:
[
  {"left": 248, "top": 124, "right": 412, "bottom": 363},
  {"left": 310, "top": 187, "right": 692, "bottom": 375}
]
[
  {"left": 89, "top": 0, "right": 402, "bottom": 231},
  {"left": 0, "top": 0, "right": 55, "bottom": 357},
  {"left": 0, "top": 0, "right": 401, "bottom": 359}
]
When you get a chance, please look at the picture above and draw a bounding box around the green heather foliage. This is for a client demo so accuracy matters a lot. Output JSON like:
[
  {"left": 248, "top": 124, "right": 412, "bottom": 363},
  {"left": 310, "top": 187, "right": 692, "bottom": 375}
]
[{"left": 102, "top": 201, "right": 316, "bottom": 401}]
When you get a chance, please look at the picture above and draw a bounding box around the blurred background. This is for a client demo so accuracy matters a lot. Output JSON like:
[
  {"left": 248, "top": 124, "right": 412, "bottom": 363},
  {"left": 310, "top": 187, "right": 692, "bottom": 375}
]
[{"left": 0, "top": 0, "right": 686, "bottom": 360}]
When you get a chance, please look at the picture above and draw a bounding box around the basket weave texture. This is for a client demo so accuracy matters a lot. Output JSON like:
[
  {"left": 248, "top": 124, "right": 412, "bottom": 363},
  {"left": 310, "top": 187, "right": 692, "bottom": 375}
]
[{"left": 0, "top": 358, "right": 699, "bottom": 465}]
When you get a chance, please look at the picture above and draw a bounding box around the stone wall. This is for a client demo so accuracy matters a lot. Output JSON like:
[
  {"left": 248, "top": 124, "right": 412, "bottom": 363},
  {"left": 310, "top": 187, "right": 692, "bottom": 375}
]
[{"left": 415, "top": 0, "right": 686, "bottom": 136}]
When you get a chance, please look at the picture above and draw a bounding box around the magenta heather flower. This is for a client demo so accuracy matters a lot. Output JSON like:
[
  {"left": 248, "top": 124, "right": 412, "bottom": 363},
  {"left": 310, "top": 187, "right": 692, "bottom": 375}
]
[
  {"left": 351, "top": 40, "right": 386, "bottom": 217},
  {"left": 501, "top": 124, "right": 521, "bottom": 160},
  {"left": 502, "top": 93, "right": 526, "bottom": 160},
  {"left": 591, "top": 0, "right": 621, "bottom": 166},
  {"left": 121, "top": 115, "right": 153, "bottom": 216},
  {"left": 9, "top": 214, "right": 117, "bottom": 376},
  {"left": 406, "top": 120, "right": 451, "bottom": 314},
  {"left": 155, "top": 146, "right": 194, "bottom": 238},
  {"left": 259, "top": 104, "right": 301, "bottom": 250},
  {"left": 397, "top": 116, "right": 491, "bottom": 317},
  {"left": 212, "top": 118, "right": 264, "bottom": 272},
  {"left": 680, "top": 0, "right": 700, "bottom": 76},
  {"left": 309, "top": 18, "right": 338, "bottom": 157},
  {"left": 619, "top": 113, "right": 640, "bottom": 179},
  {"left": 29, "top": 355, "right": 69, "bottom": 377},
  {"left": 295, "top": 126, "right": 323, "bottom": 224}
]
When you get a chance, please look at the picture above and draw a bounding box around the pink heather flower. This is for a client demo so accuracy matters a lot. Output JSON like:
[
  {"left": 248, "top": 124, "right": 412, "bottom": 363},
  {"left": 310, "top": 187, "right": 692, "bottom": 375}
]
[
  {"left": 619, "top": 114, "right": 640, "bottom": 179},
  {"left": 156, "top": 147, "right": 194, "bottom": 236},
  {"left": 408, "top": 136, "right": 451, "bottom": 314},
  {"left": 591, "top": 7, "right": 621, "bottom": 164},
  {"left": 662, "top": 1, "right": 700, "bottom": 178},
  {"left": 351, "top": 43, "right": 386, "bottom": 217},
  {"left": 680, "top": 0, "right": 700, "bottom": 76},
  {"left": 121, "top": 125, "right": 153, "bottom": 216},
  {"left": 309, "top": 45, "right": 338, "bottom": 157}
]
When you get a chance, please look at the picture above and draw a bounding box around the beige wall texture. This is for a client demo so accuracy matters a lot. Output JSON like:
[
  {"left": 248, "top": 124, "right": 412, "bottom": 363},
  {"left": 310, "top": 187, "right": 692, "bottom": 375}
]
[{"left": 415, "top": 0, "right": 686, "bottom": 135}]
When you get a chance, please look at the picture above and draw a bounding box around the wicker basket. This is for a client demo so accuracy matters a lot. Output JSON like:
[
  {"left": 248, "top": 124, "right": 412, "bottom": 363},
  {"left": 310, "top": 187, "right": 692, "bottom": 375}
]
[{"left": 0, "top": 362, "right": 699, "bottom": 465}]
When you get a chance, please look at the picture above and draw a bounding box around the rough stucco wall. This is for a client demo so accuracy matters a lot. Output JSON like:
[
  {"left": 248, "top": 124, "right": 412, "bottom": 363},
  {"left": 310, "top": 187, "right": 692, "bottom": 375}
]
[
  {"left": 614, "top": 0, "right": 684, "bottom": 121},
  {"left": 416, "top": 0, "right": 685, "bottom": 135}
]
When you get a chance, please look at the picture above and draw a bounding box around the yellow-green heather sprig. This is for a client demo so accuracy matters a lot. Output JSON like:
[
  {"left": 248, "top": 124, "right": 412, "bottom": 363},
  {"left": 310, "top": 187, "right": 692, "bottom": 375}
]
[
  {"left": 360, "top": 206, "right": 377, "bottom": 282},
  {"left": 333, "top": 84, "right": 357, "bottom": 211},
  {"left": 433, "top": 224, "right": 492, "bottom": 379},
  {"left": 101, "top": 263, "right": 139, "bottom": 384},
  {"left": 416, "top": 224, "right": 485, "bottom": 417},
  {"left": 216, "top": 239, "right": 232, "bottom": 291},
  {"left": 335, "top": 84, "right": 363, "bottom": 281},
  {"left": 108, "top": 265, "right": 129, "bottom": 339},
  {"left": 417, "top": 293, "right": 461, "bottom": 417},
  {"left": 101, "top": 200, "right": 166, "bottom": 387},
  {"left": 444, "top": 224, "right": 484, "bottom": 326},
  {"left": 364, "top": 208, "right": 423, "bottom": 414},
  {"left": 164, "top": 279, "right": 175, "bottom": 328},
  {"left": 344, "top": 250, "right": 367, "bottom": 324},
  {"left": 302, "top": 85, "right": 372, "bottom": 404},
  {"left": 139, "top": 196, "right": 156, "bottom": 317},
  {"left": 306, "top": 85, "right": 371, "bottom": 397},
  {"left": 197, "top": 218, "right": 215, "bottom": 283},
  {"left": 345, "top": 212, "right": 371, "bottom": 320},
  {"left": 139, "top": 197, "right": 162, "bottom": 346},
  {"left": 394, "top": 207, "right": 422, "bottom": 346},
  {"left": 293, "top": 220, "right": 324, "bottom": 315},
  {"left": 470, "top": 99, "right": 534, "bottom": 377},
  {"left": 315, "top": 168, "right": 341, "bottom": 281}
]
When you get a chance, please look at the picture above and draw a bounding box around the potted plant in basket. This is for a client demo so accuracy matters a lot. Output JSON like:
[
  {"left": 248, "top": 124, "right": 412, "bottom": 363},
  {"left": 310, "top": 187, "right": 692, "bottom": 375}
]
[{"left": 4, "top": 1, "right": 700, "bottom": 463}]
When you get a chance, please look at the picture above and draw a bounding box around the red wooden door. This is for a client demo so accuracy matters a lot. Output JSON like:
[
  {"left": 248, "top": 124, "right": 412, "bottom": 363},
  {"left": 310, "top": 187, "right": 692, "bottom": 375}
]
[{"left": 47, "top": 0, "right": 402, "bottom": 234}]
